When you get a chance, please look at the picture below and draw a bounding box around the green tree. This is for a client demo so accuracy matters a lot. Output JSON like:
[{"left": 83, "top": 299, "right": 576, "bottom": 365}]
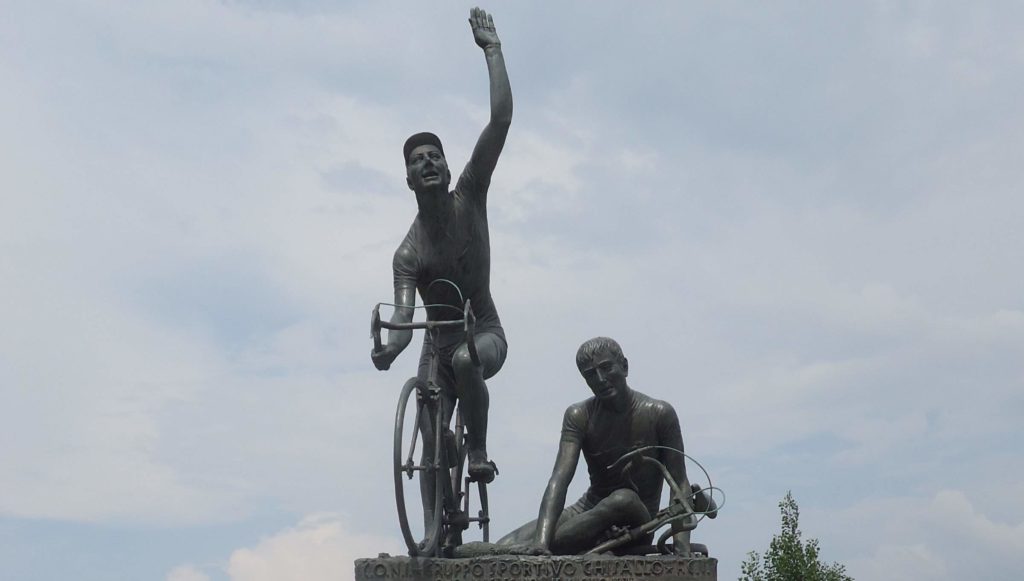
[{"left": 739, "top": 492, "right": 853, "bottom": 581}]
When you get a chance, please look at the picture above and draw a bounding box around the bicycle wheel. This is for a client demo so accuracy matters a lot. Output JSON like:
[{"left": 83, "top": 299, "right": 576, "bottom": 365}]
[{"left": 394, "top": 378, "right": 445, "bottom": 556}]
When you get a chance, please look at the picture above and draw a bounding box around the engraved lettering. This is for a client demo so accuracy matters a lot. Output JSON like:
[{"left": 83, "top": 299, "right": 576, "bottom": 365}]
[
  {"left": 636, "top": 562, "right": 648, "bottom": 577},
  {"left": 353, "top": 555, "right": 719, "bottom": 581},
  {"left": 551, "top": 560, "right": 565, "bottom": 578}
]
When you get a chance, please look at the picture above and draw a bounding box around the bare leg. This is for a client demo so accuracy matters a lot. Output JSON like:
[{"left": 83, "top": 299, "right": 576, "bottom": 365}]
[
  {"left": 452, "top": 343, "right": 489, "bottom": 472},
  {"left": 451, "top": 334, "right": 505, "bottom": 483},
  {"left": 497, "top": 517, "right": 539, "bottom": 546}
]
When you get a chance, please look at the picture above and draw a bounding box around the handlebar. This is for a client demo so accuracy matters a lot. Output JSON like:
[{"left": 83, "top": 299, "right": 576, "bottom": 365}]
[{"left": 370, "top": 300, "right": 480, "bottom": 367}]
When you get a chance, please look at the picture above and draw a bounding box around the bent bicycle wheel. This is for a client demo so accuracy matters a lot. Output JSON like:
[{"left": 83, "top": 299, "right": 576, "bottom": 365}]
[{"left": 394, "top": 378, "right": 445, "bottom": 556}]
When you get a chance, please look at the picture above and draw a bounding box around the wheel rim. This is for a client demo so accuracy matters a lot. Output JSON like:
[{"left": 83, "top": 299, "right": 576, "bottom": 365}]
[{"left": 394, "top": 379, "right": 444, "bottom": 556}]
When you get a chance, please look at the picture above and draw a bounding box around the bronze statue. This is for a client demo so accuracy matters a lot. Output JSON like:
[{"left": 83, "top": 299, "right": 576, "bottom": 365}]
[
  {"left": 498, "top": 337, "right": 717, "bottom": 556},
  {"left": 371, "top": 7, "right": 511, "bottom": 488}
]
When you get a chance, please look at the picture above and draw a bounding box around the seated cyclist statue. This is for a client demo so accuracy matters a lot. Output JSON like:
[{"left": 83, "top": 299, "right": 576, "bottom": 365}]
[
  {"left": 370, "top": 7, "right": 510, "bottom": 486},
  {"left": 497, "top": 337, "right": 717, "bottom": 556}
]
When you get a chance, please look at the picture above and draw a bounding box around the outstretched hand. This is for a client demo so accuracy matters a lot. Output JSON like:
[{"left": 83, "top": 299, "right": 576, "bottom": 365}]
[{"left": 469, "top": 7, "right": 500, "bottom": 49}]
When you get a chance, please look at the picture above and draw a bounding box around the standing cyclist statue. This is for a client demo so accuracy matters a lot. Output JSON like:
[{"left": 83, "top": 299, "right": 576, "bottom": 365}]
[{"left": 371, "top": 7, "right": 511, "bottom": 487}]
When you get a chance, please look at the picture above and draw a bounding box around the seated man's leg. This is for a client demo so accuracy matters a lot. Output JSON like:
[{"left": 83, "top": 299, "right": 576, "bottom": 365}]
[
  {"left": 496, "top": 500, "right": 588, "bottom": 548},
  {"left": 451, "top": 332, "right": 507, "bottom": 482},
  {"left": 550, "top": 489, "right": 650, "bottom": 555},
  {"left": 496, "top": 518, "right": 539, "bottom": 546}
]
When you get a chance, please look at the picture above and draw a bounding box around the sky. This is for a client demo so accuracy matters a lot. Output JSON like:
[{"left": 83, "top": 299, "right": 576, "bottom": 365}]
[{"left": 2, "top": 1, "right": 1023, "bottom": 580}]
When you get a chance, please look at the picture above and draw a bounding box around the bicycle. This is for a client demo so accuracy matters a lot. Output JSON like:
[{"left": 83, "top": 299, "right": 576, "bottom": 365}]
[
  {"left": 585, "top": 446, "right": 723, "bottom": 556},
  {"left": 370, "top": 280, "right": 491, "bottom": 557}
]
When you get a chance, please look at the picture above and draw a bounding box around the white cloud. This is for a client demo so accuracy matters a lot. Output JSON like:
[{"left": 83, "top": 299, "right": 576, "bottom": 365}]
[
  {"left": 830, "top": 489, "right": 1024, "bottom": 581},
  {"left": 849, "top": 543, "right": 947, "bottom": 581},
  {"left": 925, "top": 490, "right": 1024, "bottom": 557},
  {"left": 225, "top": 514, "right": 402, "bottom": 581},
  {"left": 167, "top": 564, "right": 212, "bottom": 581}
]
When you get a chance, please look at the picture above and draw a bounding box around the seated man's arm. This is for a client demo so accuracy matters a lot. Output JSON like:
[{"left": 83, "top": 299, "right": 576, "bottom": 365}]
[
  {"left": 657, "top": 403, "right": 696, "bottom": 555},
  {"left": 534, "top": 406, "right": 584, "bottom": 549}
]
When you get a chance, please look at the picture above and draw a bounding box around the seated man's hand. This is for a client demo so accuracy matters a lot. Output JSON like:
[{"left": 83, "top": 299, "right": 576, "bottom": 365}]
[
  {"left": 691, "top": 483, "right": 718, "bottom": 519},
  {"left": 597, "top": 524, "right": 630, "bottom": 544}
]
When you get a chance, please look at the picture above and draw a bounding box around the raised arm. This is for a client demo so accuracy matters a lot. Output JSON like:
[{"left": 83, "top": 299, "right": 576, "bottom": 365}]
[{"left": 466, "top": 7, "right": 512, "bottom": 183}]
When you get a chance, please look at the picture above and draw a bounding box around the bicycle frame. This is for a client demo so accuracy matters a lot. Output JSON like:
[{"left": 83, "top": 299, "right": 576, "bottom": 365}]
[
  {"left": 371, "top": 298, "right": 479, "bottom": 367},
  {"left": 372, "top": 296, "right": 488, "bottom": 556}
]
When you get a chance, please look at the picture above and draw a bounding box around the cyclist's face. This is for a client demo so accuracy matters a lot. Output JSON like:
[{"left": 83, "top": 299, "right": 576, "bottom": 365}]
[
  {"left": 406, "top": 144, "right": 450, "bottom": 192},
  {"left": 579, "top": 353, "right": 628, "bottom": 401}
]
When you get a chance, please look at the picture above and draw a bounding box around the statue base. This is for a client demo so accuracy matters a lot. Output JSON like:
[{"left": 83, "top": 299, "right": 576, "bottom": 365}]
[{"left": 354, "top": 554, "right": 717, "bottom": 581}]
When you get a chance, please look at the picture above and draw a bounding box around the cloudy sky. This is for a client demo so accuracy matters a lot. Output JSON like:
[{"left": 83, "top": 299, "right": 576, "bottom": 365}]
[{"left": 3, "top": 1, "right": 1023, "bottom": 580}]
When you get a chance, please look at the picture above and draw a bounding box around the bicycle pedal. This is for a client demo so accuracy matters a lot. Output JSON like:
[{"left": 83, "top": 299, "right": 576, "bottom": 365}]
[{"left": 468, "top": 460, "right": 498, "bottom": 483}]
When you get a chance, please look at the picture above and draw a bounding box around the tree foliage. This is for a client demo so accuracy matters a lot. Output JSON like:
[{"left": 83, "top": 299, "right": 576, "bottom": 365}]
[{"left": 739, "top": 492, "right": 853, "bottom": 581}]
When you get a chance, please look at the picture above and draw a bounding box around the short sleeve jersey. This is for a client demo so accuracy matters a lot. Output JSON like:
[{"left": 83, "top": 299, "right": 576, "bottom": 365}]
[
  {"left": 392, "top": 162, "right": 504, "bottom": 344},
  {"left": 561, "top": 390, "right": 683, "bottom": 518}
]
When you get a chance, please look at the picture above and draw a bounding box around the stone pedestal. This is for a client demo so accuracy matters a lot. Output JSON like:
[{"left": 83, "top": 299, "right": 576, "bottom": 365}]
[{"left": 354, "top": 554, "right": 717, "bottom": 581}]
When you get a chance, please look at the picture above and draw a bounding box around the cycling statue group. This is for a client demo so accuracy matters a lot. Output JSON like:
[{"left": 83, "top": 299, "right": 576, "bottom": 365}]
[{"left": 370, "top": 8, "right": 719, "bottom": 559}]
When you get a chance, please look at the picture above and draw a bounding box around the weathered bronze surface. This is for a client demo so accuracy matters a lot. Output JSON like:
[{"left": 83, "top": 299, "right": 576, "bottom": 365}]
[
  {"left": 370, "top": 5, "right": 511, "bottom": 488},
  {"left": 497, "top": 338, "right": 717, "bottom": 556},
  {"left": 364, "top": 8, "right": 719, "bottom": 567}
]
